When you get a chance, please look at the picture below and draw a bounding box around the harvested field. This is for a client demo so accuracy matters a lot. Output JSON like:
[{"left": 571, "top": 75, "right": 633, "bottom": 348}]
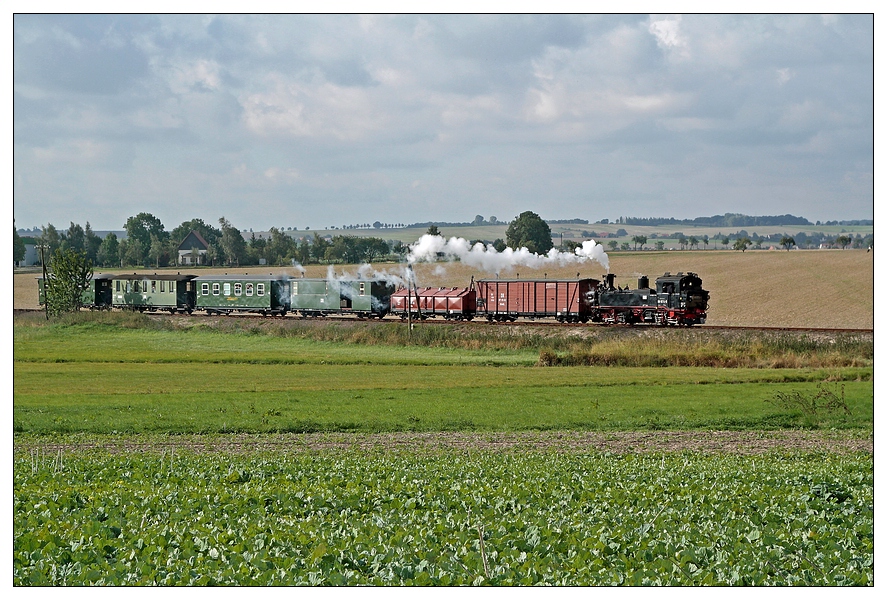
[{"left": 13, "top": 249, "right": 873, "bottom": 328}]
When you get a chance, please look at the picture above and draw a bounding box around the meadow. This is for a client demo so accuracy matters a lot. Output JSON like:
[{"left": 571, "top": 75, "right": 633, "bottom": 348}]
[{"left": 13, "top": 313, "right": 873, "bottom": 435}]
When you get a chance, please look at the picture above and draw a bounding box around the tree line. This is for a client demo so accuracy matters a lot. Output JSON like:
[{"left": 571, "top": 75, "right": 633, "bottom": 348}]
[
  {"left": 616, "top": 214, "right": 816, "bottom": 227},
  {"left": 24, "top": 214, "right": 411, "bottom": 269}
]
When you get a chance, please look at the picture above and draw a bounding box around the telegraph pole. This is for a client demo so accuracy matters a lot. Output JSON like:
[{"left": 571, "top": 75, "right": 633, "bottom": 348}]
[{"left": 37, "top": 244, "right": 49, "bottom": 320}]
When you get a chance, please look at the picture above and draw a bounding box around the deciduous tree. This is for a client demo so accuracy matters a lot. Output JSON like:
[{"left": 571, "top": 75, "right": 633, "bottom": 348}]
[
  {"left": 44, "top": 248, "right": 93, "bottom": 317},
  {"left": 13, "top": 226, "right": 25, "bottom": 266},
  {"left": 505, "top": 211, "right": 552, "bottom": 254}
]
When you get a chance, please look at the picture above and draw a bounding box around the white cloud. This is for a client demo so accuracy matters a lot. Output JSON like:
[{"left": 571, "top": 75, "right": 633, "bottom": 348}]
[{"left": 648, "top": 15, "right": 687, "bottom": 54}]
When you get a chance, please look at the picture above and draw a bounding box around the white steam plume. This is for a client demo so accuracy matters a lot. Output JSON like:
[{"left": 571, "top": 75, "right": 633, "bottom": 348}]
[{"left": 407, "top": 235, "right": 609, "bottom": 274}]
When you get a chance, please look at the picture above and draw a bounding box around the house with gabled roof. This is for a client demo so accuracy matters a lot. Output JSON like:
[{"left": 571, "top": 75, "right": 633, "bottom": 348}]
[{"left": 177, "top": 230, "right": 210, "bottom": 265}]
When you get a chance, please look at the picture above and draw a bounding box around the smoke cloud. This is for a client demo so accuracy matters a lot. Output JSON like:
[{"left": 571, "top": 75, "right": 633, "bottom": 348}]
[{"left": 406, "top": 235, "right": 609, "bottom": 274}]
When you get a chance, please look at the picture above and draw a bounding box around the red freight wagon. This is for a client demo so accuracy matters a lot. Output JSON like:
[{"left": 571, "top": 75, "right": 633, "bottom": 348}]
[
  {"left": 475, "top": 279, "right": 600, "bottom": 323},
  {"left": 390, "top": 286, "right": 477, "bottom": 320}
]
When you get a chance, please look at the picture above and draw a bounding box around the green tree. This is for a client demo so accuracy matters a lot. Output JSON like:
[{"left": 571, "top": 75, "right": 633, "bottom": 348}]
[
  {"left": 122, "top": 238, "right": 146, "bottom": 267},
  {"left": 62, "top": 222, "right": 85, "bottom": 253},
  {"left": 702, "top": 235, "right": 709, "bottom": 250},
  {"left": 780, "top": 236, "right": 795, "bottom": 251},
  {"left": 97, "top": 232, "right": 119, "bottom": 267},
  {"left": 149, "top": 235, "right": 166, "bottom": 268},
  {"left": 265, "top": 227, "right": 297, "bottom": 265},
  {"left": 679, "top": 236, "right": 688, "bottom": 250},
  {"left": 836, "top": 235, "right": 852, "bottom": 249},
  {"left": 655, "top": 241, "right": 665, "bottom": 251},
  {"left": 492, "top": 238, "right": 507, "bottom": 252},
  {"left": 309, "top": 233, "right": 330, "bottom": 264},
  {"left": 631, "top": 235, "right": 647, "bottom": 250},
  {"left": 124, "top": 213, "right": 167, "bottom": 266},
  {"left": 84, "top": 222, "right": 102, "bottom": 263},
  {"left": 721, "top": 236, "right": 730, "bottom": 249},
  {"left": 426, "top": 225, "right": 441, "bottom": 236},
  {"left": 607, "top": 240, "right": 618, "bottom": 251},
  {"left": 44, "top": 248, "right": 93, "bottom": 317},
  {"left": 14, "top": 226, "right": 26, "bottom": 266},
  {"left": 361, "top": 237, "right": 390, "bottom": 262},
  {"left": 505, "top": 211, "right": 552, "bottom": 254},
  {"left": 295, "top": 237, "right": 311, "bottom": 265},
  {"left": 219, "top": 217, "right": 248, "bottom": 266},
  {"left": 733, "top": 237, "right": 752, "bottom": 252},
  {"left": 688, "top": 236, "right": 699, "bottom": 250},
  {"left": 39, "top": 223, "right": 61, "bottom": 260}
]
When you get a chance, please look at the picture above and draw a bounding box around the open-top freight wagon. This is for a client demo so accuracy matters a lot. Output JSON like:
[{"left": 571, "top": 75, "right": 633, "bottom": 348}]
[{"left": 389, "top": 286, "right": 478, "bottom": 321}]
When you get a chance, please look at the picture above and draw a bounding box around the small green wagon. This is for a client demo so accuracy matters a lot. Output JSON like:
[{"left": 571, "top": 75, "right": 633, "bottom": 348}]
[
  {"left": 110, "top": 273, "right": 196, "bottom": 313},
  {"left": 290, "top": 278, "right": 395, "bottom": 318},
  {"left": 37, "top": 273, "right": 114, "bottom": 310},
  {"left": 194, "top": 274, "right": 291, "bottom": 316}
]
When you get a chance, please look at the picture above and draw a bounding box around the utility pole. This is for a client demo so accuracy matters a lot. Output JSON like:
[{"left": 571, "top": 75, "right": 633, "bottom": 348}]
[
  {"left": 37, "top": 244, "right": 49, "bottom": 320},
  {"left": 407, "top": 266, "right": 412, "bottom": 337}
]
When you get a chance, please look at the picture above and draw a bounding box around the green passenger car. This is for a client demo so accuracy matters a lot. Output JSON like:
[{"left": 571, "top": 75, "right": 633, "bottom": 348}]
[
  {"left": 37, "top": 274, "right": 114, "bottom": 310},
  {"left": 290, "top": 278, "right": 395, "bottom": 318},
  {"left": 194, "top": 274, "right": 291, "bottom": 316},
  {"left": 111, "top": 273, "right": 196, "bottom": 313}
]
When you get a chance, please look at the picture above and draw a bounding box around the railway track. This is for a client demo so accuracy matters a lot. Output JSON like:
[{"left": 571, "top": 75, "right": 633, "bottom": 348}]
[{"left": 13, "top": 307, "right": 873, "bottom": 335}]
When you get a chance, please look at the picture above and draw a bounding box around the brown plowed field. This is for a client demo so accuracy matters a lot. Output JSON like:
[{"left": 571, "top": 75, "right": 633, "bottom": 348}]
[
  {"left": 13, "top": 249, "right": 873, "bottom": 329},
  {"left": 13, "top": 430, "right": 872, "bottom": 456}
]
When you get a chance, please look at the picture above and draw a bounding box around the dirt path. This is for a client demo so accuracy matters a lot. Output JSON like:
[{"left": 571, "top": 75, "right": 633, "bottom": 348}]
[{"left": 13, "top": 430, "right": 872, "bottom": 455}]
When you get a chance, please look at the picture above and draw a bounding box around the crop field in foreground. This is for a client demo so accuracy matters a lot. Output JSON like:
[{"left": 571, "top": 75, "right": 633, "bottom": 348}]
[
  {"left": 13, "top": 313, "right": 874, "bottom": 586},
  {"left": 14, "top": 449, "right": 873, "bottom": 585}
]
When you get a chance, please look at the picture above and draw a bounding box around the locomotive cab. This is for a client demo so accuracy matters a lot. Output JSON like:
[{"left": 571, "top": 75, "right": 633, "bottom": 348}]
[{"left": 655, "top": 272, "right": 709, "bottom": 324}]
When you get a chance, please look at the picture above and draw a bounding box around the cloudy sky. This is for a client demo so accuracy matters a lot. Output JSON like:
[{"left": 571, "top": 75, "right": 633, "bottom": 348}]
[{"left": 12, "top": 12, "right": 874, "bottom": 233}]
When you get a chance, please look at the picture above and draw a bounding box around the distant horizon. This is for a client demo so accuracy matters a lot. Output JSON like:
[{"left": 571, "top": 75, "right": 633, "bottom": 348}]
[{"left": 15, "top": 211, "right": 874, "bottom": 238}]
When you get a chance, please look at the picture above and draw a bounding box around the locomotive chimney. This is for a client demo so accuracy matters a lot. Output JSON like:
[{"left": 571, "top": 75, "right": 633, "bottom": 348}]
[
  {"left": 638, "top": 276, "right": 649, "bottom": 290},
  {"left": 605, "top": 274, "right": 616, "bottom": 289}
]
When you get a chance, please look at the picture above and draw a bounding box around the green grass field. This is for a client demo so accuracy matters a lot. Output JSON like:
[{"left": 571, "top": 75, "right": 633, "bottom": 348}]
[{"left": 14, "top": 313, "right": 873, "bottom": 435}]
